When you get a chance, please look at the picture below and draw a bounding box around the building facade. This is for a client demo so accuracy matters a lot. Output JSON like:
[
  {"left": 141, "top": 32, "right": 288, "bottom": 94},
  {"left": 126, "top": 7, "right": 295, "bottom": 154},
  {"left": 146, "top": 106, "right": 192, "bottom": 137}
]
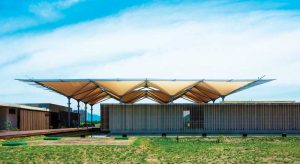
[
  {"left": 101, "top": 103, "right": 300, "bottom": 134},
  {"left": 25, "top": 103, "right": 78, "bottom": 128},
  {"left": 0, "top": 103, "right": 49, "bottom": 131}
]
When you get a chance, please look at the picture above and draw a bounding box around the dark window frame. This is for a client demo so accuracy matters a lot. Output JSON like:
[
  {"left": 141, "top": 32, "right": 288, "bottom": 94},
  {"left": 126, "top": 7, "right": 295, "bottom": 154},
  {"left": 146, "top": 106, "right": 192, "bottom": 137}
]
[{"left": 9, "top": 109, "right": 16, "bottom": 115}]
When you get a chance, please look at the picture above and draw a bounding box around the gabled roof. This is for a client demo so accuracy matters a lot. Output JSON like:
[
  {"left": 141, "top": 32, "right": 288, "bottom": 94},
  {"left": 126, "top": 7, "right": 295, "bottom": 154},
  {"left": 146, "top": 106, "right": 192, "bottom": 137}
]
[{"left": 17, "top": 78, "right": 274, "bottom": 105}]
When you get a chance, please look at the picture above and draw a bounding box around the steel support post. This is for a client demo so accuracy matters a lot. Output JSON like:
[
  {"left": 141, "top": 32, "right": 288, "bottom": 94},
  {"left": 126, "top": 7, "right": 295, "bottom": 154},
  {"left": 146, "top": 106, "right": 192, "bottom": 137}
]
[
  {"left": 77, "top": 101, "right": 80, "bottom": 128},
  {"left": 67, "top": 97, "right": 71, "bottom": 128},
  {"left": 99, "top": 103, "right": 102, "bottom": 129},
  {"left": 221, "top": 96, "right": 225, "bottom": 102},
  {"left": 84, "top": 103, "right": 87, "bottom": 128},
  {"left": 90, "top": 105, "right": 93, "bottom": 126}
]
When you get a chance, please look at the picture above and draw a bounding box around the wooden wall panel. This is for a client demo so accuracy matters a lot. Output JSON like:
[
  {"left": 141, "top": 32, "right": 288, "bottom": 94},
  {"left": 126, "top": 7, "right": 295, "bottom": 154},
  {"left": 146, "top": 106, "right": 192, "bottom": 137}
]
[
  {"left": 101, "top": 103, "right": 300, "bottom": 133},
  {"left": 19, "top": 109, "right": 49, "bottom": 131}
]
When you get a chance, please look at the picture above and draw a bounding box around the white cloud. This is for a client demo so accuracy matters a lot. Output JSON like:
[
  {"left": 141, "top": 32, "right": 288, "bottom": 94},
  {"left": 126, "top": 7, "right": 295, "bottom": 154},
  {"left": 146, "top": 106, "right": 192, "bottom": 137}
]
[
  {"left": 57, "top": 0, "right": 81, "bottom": 8},
  {"left": 30, "top": 3, "right": 61, "bottom": 20},
  {"left": 0, "top": 18, "right": 38, "bottom": 35},
  {"left": 0, "top": 1, "right": 300, "bottom": 110},
  {"left": 29, "top": 0, "right": 81, "bottom": 19},
  {"left": 0, "top": 0, "right": 82, "bottom": 35}
]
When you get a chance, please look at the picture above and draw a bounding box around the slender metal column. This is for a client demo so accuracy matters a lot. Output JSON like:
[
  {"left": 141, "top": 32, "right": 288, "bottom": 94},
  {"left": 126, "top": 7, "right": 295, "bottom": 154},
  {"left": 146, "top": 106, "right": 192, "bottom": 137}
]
[
  {"left": 84, "top": 103, "right": 87, "bottom": 128},
  {"left": 67, "top": 97, "right": 71, "bottom": 128},
  {"left": 221, "top": 96, "right": 225, "bottom": 102},
  {"left": 99, "top": 103, "right": 101, "bottom": 129},
  {"left": 90, "top": 105, "right": 93, "bottom": 127},
  {"left": 77, "top": 101, "right": 80, "bottom": 128}
]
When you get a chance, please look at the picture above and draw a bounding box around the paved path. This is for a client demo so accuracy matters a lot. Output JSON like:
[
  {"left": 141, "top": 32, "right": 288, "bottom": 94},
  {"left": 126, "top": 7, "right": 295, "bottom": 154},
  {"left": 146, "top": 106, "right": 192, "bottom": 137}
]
[{"left": 0, "top": 128, "right": 92, "bottom": 139}]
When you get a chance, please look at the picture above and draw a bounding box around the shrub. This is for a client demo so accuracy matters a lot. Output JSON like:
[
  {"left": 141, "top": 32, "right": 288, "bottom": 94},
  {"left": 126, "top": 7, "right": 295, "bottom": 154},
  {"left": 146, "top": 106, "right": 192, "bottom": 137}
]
[
  {"left": 3, "top": 121, "right": 13, "bottom": 130},
  {"left": 44, "top": 137, "right": 62, "bottom": 140},
  {"left": 2, "top": 141, "right": 28, "bottom": 146}
]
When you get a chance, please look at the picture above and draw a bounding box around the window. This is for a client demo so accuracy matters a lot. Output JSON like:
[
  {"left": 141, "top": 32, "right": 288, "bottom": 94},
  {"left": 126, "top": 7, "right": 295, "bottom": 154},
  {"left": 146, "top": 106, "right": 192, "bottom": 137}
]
[
  {"left": 183, "top": 110, "right": 190, "bottom": 128},
  {"left": 9, "top": 109, "right": 16, "bottom": 114}
]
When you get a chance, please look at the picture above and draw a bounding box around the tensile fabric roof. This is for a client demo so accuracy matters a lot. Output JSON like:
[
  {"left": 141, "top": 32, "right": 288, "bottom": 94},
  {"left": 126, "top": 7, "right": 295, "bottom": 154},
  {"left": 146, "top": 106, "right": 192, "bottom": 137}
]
[{"left": 17, "top": 78, "right": 273, "bottom": 105}]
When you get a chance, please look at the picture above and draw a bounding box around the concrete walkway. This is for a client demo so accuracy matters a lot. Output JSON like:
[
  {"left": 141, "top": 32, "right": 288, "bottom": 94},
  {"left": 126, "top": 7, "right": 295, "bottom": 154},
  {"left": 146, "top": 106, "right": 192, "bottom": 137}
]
[{"left": 0, "top": 128, "right": 92, "bottom": 139}]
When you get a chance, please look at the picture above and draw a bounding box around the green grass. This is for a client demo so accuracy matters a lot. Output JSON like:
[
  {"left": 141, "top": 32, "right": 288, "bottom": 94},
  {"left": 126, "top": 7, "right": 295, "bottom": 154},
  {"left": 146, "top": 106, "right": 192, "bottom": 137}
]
[
  {"left": 114, "top": 136, "right": 129, "bottom": 140},
  {"left": 1, "top": 136, "right": 300, "bottom": 163},
  {"left": 0, "top": 135, "right": 45, "bottom": 143}
]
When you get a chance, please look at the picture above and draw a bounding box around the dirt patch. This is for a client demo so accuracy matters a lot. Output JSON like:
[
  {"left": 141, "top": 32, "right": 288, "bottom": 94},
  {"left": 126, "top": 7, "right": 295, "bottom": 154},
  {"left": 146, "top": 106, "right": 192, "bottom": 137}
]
[
  {"left": 146, "top": 158, "right": 160, "bottom": 164},
  {"left": 27, "top": 137, "right": 135, "bottom": 146},
  {"left": 261, "top": 157, "right": 293, "bottom": 163}
]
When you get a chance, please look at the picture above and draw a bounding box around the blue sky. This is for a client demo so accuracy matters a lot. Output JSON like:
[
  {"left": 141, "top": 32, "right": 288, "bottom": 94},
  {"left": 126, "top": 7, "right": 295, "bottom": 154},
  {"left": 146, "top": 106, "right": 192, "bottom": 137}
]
[
  {"left": 0, "top": 0, "right": 300, "bottom": 114},
  {"left": 1, "top": 0, "right": 300, "bottom": 36}
]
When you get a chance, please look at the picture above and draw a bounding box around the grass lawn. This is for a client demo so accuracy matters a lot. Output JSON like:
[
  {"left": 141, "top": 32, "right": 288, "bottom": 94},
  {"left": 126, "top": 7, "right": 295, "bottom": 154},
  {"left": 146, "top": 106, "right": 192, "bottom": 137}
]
[{"left": 1, "top": 136, "right": 300, "bottom": 163}]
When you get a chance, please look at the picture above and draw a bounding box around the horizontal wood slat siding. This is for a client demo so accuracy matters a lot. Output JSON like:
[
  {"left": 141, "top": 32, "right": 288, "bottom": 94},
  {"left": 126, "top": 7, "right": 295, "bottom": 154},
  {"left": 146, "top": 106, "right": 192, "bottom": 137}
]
[
  {"left": 20, "top": 109, "right": 49, "bottom": 130},
  {"left": 101, "top": 103, "right": 300, "bottom": 133}
]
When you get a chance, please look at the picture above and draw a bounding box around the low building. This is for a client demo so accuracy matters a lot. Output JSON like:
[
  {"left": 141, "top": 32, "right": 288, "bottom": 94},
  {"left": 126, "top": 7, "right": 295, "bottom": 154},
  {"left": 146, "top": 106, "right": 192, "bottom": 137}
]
[
  {"left": 0, "top": 103, "right": 49, "bottom": 131},
  {"left": 25, "top": 103, "right": 78, "bottom": 129},
  {"left": 101, "top": 103, "right": 300, "bottom": 134}
]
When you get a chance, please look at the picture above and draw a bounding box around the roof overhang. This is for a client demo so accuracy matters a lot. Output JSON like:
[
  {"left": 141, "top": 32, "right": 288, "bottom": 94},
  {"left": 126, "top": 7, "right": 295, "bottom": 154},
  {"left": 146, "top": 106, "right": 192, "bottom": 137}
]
[
  {"left": 0, "top": 102, "right": 49, "bottom": 112},
  {"left": 16, "top": 78, "right": 274, "bottom": 105}
]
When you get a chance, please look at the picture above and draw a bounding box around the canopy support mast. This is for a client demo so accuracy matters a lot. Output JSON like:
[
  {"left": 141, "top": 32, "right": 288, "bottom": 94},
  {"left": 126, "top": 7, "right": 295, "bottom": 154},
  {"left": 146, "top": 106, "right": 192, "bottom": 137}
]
[{"left": 67, "top": 97, "right": 71, "bottom": 128}]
